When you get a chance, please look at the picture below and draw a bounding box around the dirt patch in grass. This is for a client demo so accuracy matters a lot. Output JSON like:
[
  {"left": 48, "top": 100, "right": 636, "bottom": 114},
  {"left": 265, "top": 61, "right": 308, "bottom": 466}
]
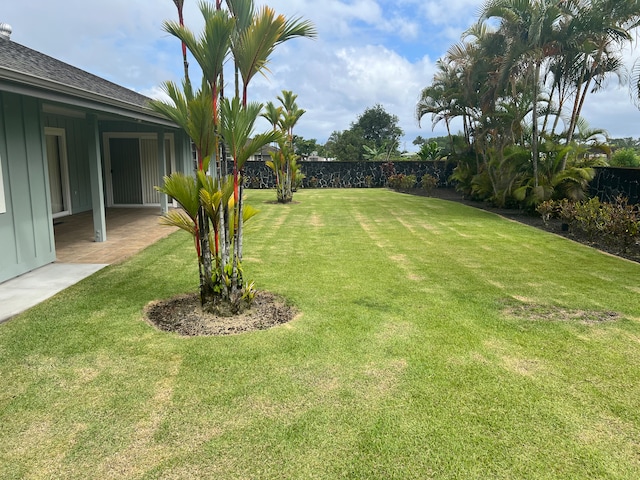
[
  {"left": 502, "top": 300, "right": 621, "bottom": 325},
  {"left": 145, "top": 291, "right": 297, "bottom": 336}
]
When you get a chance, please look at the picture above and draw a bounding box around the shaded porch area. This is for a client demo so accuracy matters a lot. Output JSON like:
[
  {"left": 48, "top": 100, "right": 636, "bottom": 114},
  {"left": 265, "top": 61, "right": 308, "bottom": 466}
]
[{"left": 54, "top": 208, "right": 178, "bottom": 264}]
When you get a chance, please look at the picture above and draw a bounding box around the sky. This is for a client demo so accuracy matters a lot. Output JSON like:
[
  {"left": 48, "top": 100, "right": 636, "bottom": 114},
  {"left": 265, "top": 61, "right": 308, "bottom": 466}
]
[{"left": 3, "top": 0, "right": 640, "bottom": 153}]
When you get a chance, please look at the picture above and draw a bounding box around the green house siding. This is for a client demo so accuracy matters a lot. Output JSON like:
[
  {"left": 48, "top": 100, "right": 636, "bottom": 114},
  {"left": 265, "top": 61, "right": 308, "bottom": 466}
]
[
  {"left": 174, "top": 131, "right": 192, "bottom": 173},
  {"left": 0, "top": 92, "right": 55, "bottom": 283},
  {"left": 43, "top": 114, "right": 92, "bottom": 213},
  {"left": 0, "top": 97, "right": 189, "bottom": 284}
]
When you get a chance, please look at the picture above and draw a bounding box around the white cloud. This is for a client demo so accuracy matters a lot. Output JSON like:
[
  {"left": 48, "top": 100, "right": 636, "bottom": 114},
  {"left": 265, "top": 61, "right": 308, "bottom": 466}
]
[{"left": 3, "top": 0, "right": 639, "bottom": 152}]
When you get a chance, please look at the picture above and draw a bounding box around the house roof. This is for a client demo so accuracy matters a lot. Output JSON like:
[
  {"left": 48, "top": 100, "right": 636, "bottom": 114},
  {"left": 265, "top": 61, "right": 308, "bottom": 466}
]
[{"left": 0, "top": 38, "right": 175, "bottom": 127}]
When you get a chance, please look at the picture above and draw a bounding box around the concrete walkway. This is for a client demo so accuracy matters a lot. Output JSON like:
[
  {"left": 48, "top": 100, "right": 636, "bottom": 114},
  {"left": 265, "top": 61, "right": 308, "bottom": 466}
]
[
  {"left": 0, "top": 263, "right": 108, "bottom": 323},
  {"left": 0, "top": 208, "right": 176, "bottom": 324}
]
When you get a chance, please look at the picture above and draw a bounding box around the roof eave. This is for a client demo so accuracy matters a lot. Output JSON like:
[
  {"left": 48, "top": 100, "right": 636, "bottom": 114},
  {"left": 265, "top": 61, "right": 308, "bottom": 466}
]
[{"left": 0, "top": 67, "right": 178, "bottom": 128}]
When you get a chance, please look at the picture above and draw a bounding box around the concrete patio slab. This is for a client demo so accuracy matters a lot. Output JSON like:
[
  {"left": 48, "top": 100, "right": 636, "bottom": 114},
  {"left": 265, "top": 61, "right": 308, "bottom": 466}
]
[{"left": 0, "top": 263, "right": 107, "bottom": 323}]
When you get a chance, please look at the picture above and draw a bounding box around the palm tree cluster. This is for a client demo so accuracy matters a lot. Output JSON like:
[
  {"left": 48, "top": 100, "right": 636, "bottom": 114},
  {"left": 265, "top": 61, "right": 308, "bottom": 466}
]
[
  {"left": 416, "top": 0, "right": 640, "bottom": 207},
  {"left": 262, "top": 90, "right": 306, "bottom": 203},
  {"left": 150, "top": 0, "right": 315, "bottom": 314}
]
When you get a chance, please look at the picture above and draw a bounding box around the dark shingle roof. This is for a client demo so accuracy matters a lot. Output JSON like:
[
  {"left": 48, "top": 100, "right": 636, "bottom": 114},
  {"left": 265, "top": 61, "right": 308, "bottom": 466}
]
[{"left": 0, "top": 38, "right": 169, "bottom": 122}]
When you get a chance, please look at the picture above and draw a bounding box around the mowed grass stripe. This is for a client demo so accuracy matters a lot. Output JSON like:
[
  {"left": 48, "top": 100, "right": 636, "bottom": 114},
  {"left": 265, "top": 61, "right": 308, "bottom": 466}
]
[{"left": 1, "top": 189, "right": 639, "bottom": 479}]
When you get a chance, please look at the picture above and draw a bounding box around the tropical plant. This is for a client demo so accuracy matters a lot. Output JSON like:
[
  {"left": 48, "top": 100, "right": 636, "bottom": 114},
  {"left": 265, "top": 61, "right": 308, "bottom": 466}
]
[
  {"left": 387, "top": 174, "right": 416, "bottom": 192},
  {"left": 417, "top": 141, "right": 443, "bottom": 161},
  {"left": 420, "top": 173, "right": 438, "bottom": 194},
  {"left": 362, "top": 144, "right": 383, "bottom": 161},
  {"left": 610, "top": 148, "right": 640, "bottom": 167},
  {"left": 419, "top": 0, "right": 640, "bottom": 208},
  {"left": 151, "top": 0, "right": 314, "bottom": 313},
  {"left": 513, "top": 142, "right": 604, "bottom": 208},
  {"left": 551, "top": 196, "right": 640, "bottom": 247},
  {"left": 263, "top": 90, "right": 307, "bottom": 202}
]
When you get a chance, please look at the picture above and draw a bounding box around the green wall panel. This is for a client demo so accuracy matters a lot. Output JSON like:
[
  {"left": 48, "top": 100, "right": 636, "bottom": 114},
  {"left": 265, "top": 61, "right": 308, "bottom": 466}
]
[
  {"left": 44, "top": 114, "right": 91, "bottom": 213},
  {"left": 0, "top": 93, "right": 55, "bottom": 283}
]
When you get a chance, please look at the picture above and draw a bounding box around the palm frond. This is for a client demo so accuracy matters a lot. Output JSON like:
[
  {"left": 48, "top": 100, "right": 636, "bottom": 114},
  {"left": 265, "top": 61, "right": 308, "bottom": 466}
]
[
  {"left": 155, "top": 173, "right": 199, "bottom": 220},
  {"left": 232, "top": 6, "right": 284, "bottom": 89},
  {"left": 279, "top": 16, "right": 317, "bottom": 43},
  {"left": 159, "top": 210, "right": 197, "bottom": 236}
]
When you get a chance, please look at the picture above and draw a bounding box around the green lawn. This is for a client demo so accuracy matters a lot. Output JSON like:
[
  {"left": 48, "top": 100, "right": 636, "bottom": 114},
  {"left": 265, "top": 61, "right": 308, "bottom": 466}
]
[{"left": 2, "top": 189, "right": 640, "bottom": 479}]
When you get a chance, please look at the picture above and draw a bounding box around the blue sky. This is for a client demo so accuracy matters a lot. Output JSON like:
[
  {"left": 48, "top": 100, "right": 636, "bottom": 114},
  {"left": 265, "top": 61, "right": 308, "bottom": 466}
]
[{"left": 3, "top": 0, "right": 640, "bottom": 152}]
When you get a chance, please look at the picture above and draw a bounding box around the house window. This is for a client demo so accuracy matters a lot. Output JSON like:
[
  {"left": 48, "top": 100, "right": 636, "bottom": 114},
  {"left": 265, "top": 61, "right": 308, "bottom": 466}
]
[{"left": 0, "top": 153, "right": 5, "bottom": 214}]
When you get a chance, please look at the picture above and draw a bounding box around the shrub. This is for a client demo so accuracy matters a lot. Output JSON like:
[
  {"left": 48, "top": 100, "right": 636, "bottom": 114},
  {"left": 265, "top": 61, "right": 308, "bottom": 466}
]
[
  {"left": 602, "top": 196, "right": 640, "bottom": 247},
  {"left": 536, "top": 200, "right": 556, "bottom": 226},
  {"left": 541, "top": 196, "right": 640, "bottom": 249},
  {"left": 388, "top": 174, "right": 416, "bottom": 191},
  {"left": 380, "top": 162, "right": 396, "bottom": 186},
  {"left": 573, "top": 197, "right": 606, "bottom": 240},
  {"left": 610, "top": 148, "right": 640, "bottom": 167},
  {"left": 555, "top": 198, "right": 576, "bottom": 225},
  {"left": 420, "top": 174, "right": 438, "bottom": 195}
]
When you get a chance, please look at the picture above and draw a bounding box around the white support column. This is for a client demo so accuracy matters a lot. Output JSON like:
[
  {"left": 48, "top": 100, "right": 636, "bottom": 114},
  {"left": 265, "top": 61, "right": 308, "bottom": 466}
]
[
  {"left": 87, "top": 114, "right": 106, "bottom": 242},
  {"left": 157, "top": 128, "right": 168, "bottom": 214}
]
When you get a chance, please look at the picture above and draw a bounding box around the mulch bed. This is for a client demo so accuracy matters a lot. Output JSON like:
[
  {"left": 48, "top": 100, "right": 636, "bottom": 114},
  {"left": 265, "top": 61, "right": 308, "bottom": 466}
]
[{"left": 145, "top": 291, "right": 297, "bottom": 337}]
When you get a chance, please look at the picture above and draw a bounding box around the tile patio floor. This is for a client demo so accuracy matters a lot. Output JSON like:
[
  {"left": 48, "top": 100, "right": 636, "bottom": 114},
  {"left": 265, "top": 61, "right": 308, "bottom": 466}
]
[
  {"left": 1, "top": 208, "right": 178, "bottom": 322},
  {"left": 54, "top": 207, "right": 178, "bottom": 264}
]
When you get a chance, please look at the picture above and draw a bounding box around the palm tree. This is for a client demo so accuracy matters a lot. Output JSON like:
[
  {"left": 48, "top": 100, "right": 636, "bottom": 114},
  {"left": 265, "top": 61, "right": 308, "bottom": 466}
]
[
  {"left": 227, "top": 4, "right": 314, "bottom": 206},
  {"left": 416, "top": 61, "right": 460, "bottom": 152},
  {"left": 154, "top": 0, "right": 315, "bottom": 312},
  {"left": 563, "top": 0, "right": 640, "bottom": 147},
  {"left": 632, "top": 58, "right": 640, "bottom": 109},
  {"left": 481, "top": 0, "right": 564, "bottom": 187},
  {"left": 163, "top": 5, "right": 235, "bottom": 173},
  {"left": 171, "top": 0, "right": 191, "bottom": 89},
  {"left": 277, "top": 90, "right": 305, "bottom": 143},
  {"left": 229, "top": 1, "right": 317, "bottom": 106},
  {"left": 150, "top": 81, "right": 218, "bottom": 302},
  {"left": 262, "top": 91, "right": 306, "bottom": 203},
  {"left": 261, "top": 101, "right": 283, "bottom": 132},
  {"left": 219, "top": 97, "right": 280, "bottom": 294}
]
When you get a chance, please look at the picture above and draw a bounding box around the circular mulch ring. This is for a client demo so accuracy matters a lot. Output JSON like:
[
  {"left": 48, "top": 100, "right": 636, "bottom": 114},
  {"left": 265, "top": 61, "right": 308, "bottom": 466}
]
[{"left": 144, "top": 291, "right": 297, "bottom": 336}]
